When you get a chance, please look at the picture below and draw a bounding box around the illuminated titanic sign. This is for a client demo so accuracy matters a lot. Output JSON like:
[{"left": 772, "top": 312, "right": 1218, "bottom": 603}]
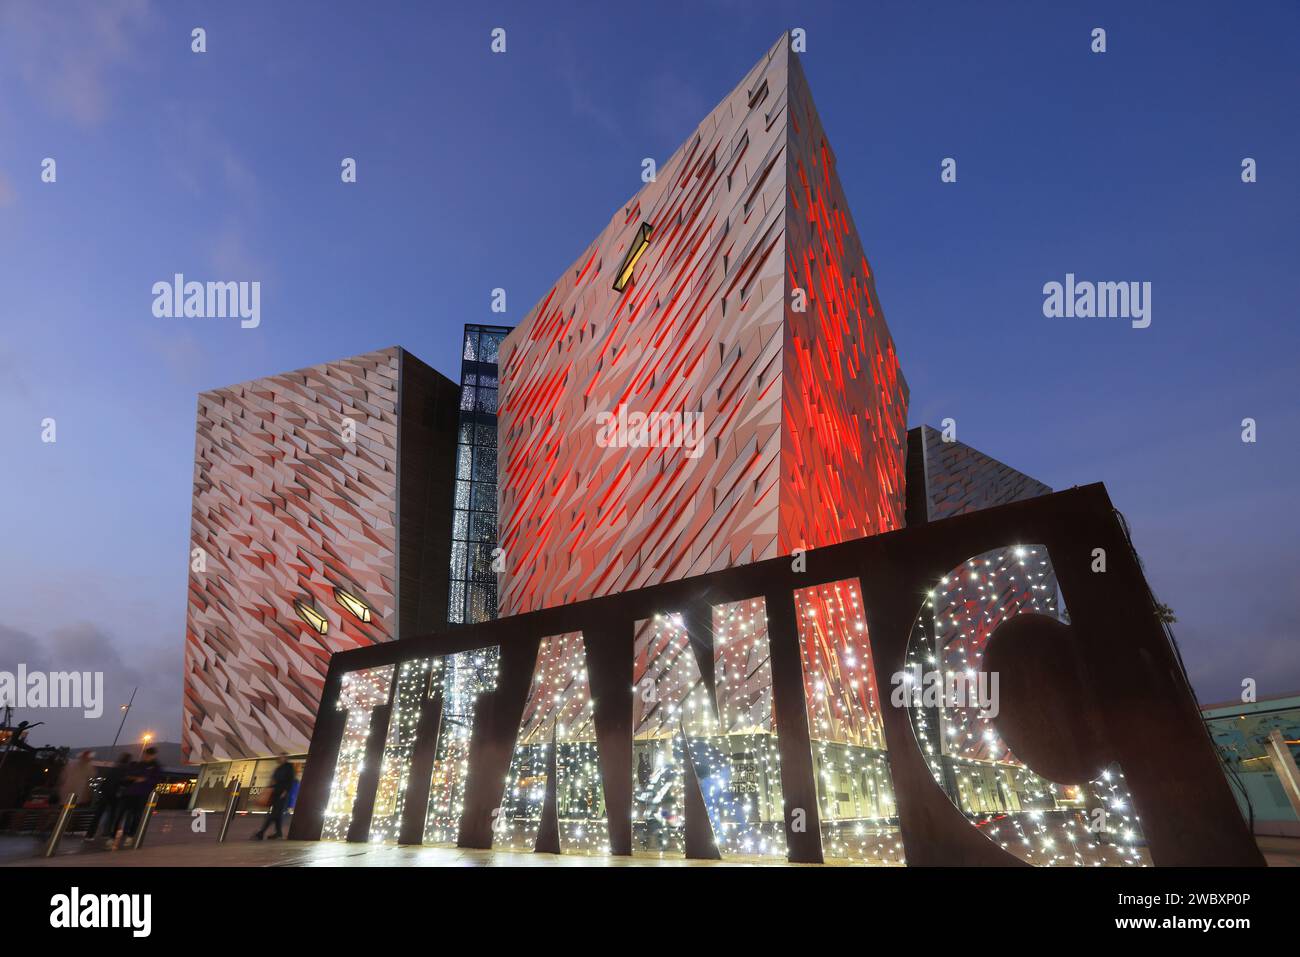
[{"left": 289, "top": 485, "right": 1262, "bottom": 867}]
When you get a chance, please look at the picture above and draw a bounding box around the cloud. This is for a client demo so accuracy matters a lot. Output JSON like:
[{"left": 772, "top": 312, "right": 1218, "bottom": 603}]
[
  {"left": 0, "top": 621, "right": 180, "bottom": 749},
  {"left": 158, "top": 106, "right": 260, "bottom": 202},
  {"left": 0, "top": 341, "right": 34, "bottom": 399},
  {"left": 208, "top": 221, "right": 265, "bottom": 278},
  {"left": 554, "top": 35, "right": 621, "bottom": 138},
  {"left": 1177, "top": 603, "right": 1300, "bottom": 704},
  {"left": 150, "top": 108, "right": 268, "bottom": 282},
  {"left": 641, "top": 70, "right": 709, "bottom": 147},
  {"left": 0, "top": 0, "right": 153, "bottom": 128},
  {"left": 139, "top": 328, "right": 207, "bottom": 383}
]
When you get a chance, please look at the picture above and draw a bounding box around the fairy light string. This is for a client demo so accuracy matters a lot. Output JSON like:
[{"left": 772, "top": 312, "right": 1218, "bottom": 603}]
[{"left": 904, "top": 545, "right": 1149, "bottom": 866}]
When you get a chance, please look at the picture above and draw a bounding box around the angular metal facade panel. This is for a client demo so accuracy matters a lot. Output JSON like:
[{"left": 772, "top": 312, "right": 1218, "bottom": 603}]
[
  {"left": 184, "top": 348, "right": 402, "bottom": 763},
  {"left": 499, "top": 36, "right": 908, "bottom": 616},
  {"left": 912, "top": 424, "right": 1053, "bottom": 522}
]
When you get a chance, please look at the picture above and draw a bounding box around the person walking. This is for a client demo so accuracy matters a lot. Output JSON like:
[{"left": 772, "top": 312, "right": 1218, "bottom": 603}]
[
  {"left": 252, "top": 755, "right": 296, "bottom": 840},
  {"left": 116, "top": 746, "right": 162, "bottom": 847},
  {"left": 85, "top": 753, "right": 130, "bottom": 842}
]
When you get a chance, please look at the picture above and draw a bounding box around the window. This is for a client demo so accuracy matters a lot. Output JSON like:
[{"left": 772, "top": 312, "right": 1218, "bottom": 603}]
[{"left": 613, "top": 222, "right": 653, "bottom": 292}]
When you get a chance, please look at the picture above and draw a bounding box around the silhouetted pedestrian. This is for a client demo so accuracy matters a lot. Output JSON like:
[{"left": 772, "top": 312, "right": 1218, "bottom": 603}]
[
  {"left": 253, "top": 755, "right": 296, "bottom": 840},
  {"left": 116, "top": 746, "right": 161, "bottom": 846},
  {"left": 85, "top": 753, "right": 131, "bottom": 842}
]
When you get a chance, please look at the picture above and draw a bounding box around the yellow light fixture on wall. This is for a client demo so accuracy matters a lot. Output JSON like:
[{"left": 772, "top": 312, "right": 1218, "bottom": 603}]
[
  {"left": 613, "top": 222, "right": 653, "bottom": 292},
  {"left": 333, "top": 586, "right": 372, "bottom": 623},
  {"left": 294, "top": 599, "right": 328, "bottom": 635}
]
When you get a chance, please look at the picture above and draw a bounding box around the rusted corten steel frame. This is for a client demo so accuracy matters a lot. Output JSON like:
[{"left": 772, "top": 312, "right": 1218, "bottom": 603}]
[{"left": 289, "top": 484, "right": 1263, "bottom": 866}]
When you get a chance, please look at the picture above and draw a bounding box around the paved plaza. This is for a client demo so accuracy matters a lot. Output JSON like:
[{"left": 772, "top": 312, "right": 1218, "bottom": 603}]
[{"left": 4, "top": 812, "right": 1297, "bottom": 868}]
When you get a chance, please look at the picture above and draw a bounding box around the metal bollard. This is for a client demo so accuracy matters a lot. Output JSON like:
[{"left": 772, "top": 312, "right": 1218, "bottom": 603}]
[
  {"left": 43, "top": 793, "right": 78, "bottom": 858},
  {"left": 217, "top": 784, "right": 241, "bottom": 843},
  {"left": 131, "top": 790, "right": 159, "bottom": 849}
]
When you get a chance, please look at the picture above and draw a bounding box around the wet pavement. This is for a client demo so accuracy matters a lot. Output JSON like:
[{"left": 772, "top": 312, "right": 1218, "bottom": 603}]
[{"left": 5, "top": 811, "right": 1296, "bottom": 867}]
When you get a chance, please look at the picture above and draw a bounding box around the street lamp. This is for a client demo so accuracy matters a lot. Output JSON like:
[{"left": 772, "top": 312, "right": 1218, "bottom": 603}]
[
  {"left": 138, "top": 732, "right": 154, "bottom": 759},
  {"left": 110, "top": 687, "right": 138, "bottom": 751}
]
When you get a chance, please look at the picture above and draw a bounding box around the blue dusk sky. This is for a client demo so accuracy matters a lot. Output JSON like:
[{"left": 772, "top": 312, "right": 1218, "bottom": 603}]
[{"left": 1, "top": 1, "right": 1296, "bottom": 746}]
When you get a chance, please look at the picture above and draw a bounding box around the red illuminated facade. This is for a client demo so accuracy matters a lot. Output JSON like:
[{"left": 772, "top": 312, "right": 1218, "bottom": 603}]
[
  {"left": 499, "top": 35, "right": 908, "bottom": 616},
  {"left": 782, "top": 50, "right": 907, "bottom": 553}
]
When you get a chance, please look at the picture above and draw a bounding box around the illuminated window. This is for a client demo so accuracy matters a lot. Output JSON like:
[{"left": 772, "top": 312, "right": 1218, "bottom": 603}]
[
  {"left": 293, "top": 599, "right": 328, "bottom": 635},
  {"left": 612, "top": 222, "right": 652, "bottom": 292},
  {"left": 333, "top": 587, "right": 372, "bottom": 623}
]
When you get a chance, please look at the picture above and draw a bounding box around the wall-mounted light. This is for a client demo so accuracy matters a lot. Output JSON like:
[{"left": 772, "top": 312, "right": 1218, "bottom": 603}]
[
  {"left": 294, "top": 599, "right": 328, "bottom": 635},
  {"left": 333, "top": 587, "right": 372, "bottom": 623},
  {"left": 613, "top": 222, "right": 653, "bottom": 292}
]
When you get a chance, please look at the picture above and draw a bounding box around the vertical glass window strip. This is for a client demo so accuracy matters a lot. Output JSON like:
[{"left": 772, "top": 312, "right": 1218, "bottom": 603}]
[
  {"left": 425, "top": 648, "right": 500, "bottom": 844},
  {"left": 496, "top": 632, "right": 607, "bottom": 855},
  {"left": 447, "top": 425, "right": 475, "bottom": 624},
  {"left": 368, "top": 658, "right": 440, "bottom": 842},
  {"left": 322, "top": 665, "right": 394, "bottom": 841},
  {"left": 904, "top": 546, "right": 1148, "bottom": 866},
  {"left": 448, "top": 324, "right": 510, "bottom": 631},
  {"left": 794, "top": 579, "right": 905, "bottom": 864}
]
